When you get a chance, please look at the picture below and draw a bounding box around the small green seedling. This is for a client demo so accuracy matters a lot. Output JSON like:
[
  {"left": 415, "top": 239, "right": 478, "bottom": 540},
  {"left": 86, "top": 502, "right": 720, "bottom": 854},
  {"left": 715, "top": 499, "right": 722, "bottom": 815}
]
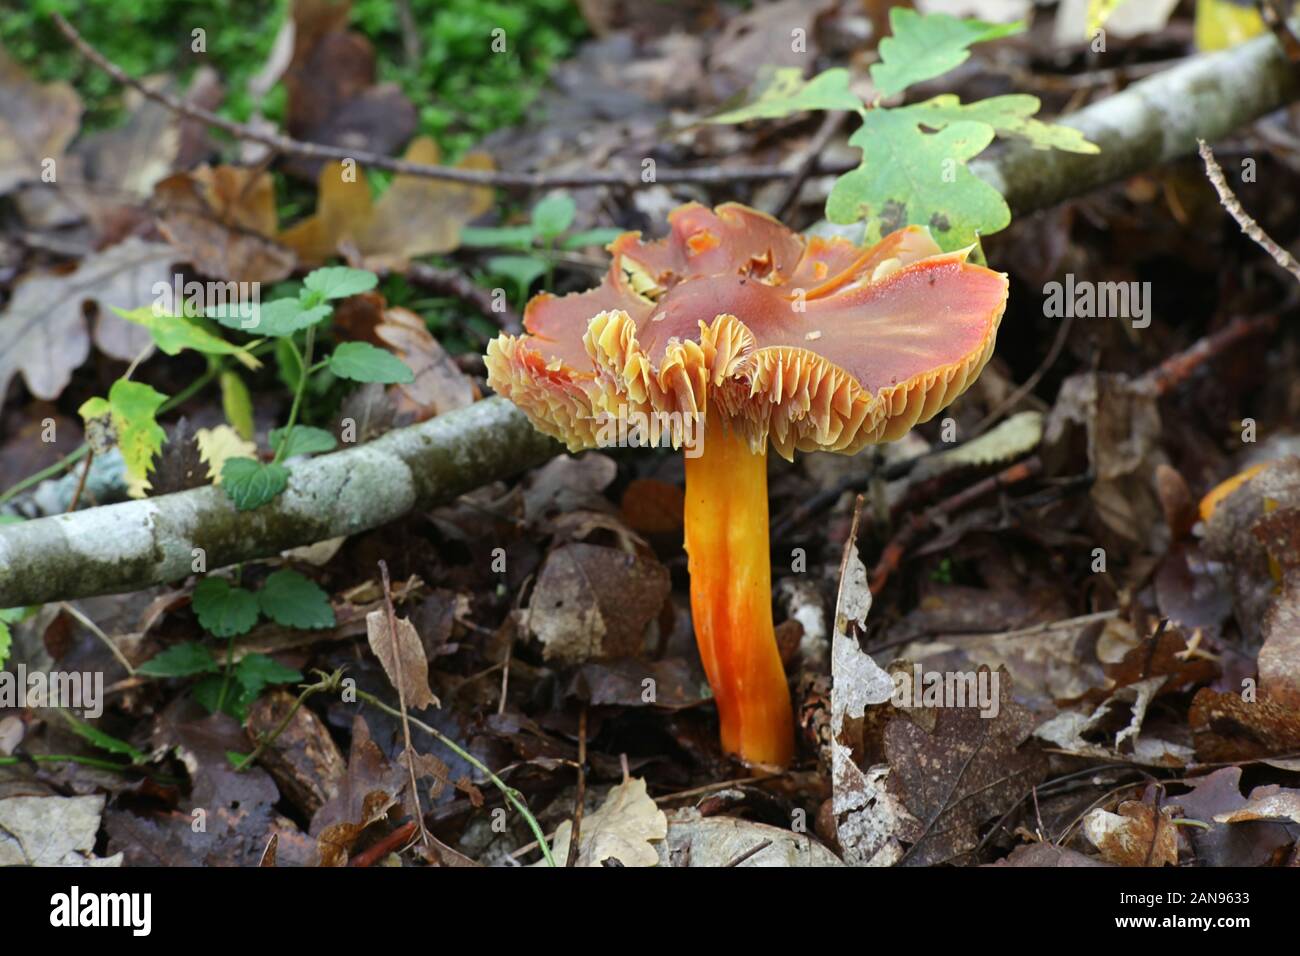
[{"left": 461, "top": 192, "right": 624, "bottom": 305}]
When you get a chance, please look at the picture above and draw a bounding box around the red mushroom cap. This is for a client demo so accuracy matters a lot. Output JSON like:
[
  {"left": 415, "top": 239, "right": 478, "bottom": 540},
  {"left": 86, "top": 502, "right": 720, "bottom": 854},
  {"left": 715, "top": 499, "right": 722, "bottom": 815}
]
[{"left": 486, "top": 202, "right": 1008, "bottom": 459}]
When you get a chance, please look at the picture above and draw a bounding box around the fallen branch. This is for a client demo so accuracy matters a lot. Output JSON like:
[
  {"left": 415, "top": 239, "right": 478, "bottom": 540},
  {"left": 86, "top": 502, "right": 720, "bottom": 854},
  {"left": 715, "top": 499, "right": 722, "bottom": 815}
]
[
  {"left": 977, "top": 28, "right": 1300, "bottom": 218},
  {"left": 1197, "top": 138, "right": 1300, "bottom": 283},
  {"left": 0, "top": 398, "right": 558, "bottom": 607}
]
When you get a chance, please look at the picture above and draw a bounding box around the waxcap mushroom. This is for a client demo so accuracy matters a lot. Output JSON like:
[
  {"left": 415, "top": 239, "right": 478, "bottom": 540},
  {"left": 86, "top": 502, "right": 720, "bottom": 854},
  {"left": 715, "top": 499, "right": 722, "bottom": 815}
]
[{"left": 486, "top": 202, "right": 1008, "bottom": 459}]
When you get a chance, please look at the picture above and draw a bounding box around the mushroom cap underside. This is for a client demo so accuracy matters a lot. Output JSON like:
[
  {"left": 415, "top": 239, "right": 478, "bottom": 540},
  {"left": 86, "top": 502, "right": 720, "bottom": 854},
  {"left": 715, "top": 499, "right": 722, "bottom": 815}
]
[{"left": 485, "top": 202, "right": 1009, "bottom": 459}]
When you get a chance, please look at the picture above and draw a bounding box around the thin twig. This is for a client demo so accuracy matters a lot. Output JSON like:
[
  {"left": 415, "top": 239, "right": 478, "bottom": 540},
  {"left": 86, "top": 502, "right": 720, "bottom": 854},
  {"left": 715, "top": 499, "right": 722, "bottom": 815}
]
[
  {"left": 970, "top": 312, "right": 1074, "bottom": 438},
  {"left": 52, "top": 13, "right": 804, "bottom": 191},
  {"left": 867, "top": 608, "right": 1119, "bottom": 655},
  {"left": 355, "top": 689, "right": 557, "bottom": 866},
  {"left": 724, "top": 839, "right": 773, "bottom": 867},
  {"left": 59, "top": 602, "right": 135, "bottom": 676},
  {"left": 565, "top": 706, "right": 588, "bottom": 868},
  {"left": 66, "top": 451, "right": 95, "bottom": 513},
  {"left": 1198, "top": 138, "right": 1300, "bottom": 283},
  {"left": 379, "top": 559, "right": 430, "bottom": 849},
  {"left": 769, "top": 111, "right": 847, "bottom": 220},
  {"left": 1140, "top": 312, "right": 1279, "bottom": 396},
  {"left": 869, "top": 456, "right": 1043, "bottom": 594}
]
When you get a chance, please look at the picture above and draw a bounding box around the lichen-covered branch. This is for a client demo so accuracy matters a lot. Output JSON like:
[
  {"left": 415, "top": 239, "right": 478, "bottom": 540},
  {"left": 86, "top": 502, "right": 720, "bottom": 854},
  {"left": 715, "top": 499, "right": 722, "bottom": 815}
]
[
  {"left": 0, "top": 398, "right": 559, "bottom": 607},
  {"left": 974, "top": 30, "right": 1300, "bottom": 217}
]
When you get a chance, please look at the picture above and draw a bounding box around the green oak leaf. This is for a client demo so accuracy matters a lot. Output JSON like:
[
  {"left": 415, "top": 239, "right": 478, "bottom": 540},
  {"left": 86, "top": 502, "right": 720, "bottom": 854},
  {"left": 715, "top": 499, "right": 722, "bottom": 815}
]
[
  {"left": 191, "top": 576, "right": 261, "bottom": 637},
  {"left": 302, "top": 266, "right": 378, "bottom": 301},
  {"left": 257, "top": 569, "right": 335, "bottom": 629},
  {"left": 269, "top": 425, "right": 337, "bottom": 459},
  {"left": 901, "top": 94, "right": 1098, "bottom": 154},
  {"left": 328, "top": 342, "right": 415, "bottom": 384},
  {"left": 826, "top": 109, "right": 1007, "bottom": 251},
  {"left": 77, "top": 379, "right": 168, "bottom": 482},
  {"left": 137, "top": 641, "right": 221, "bottom": 678},
  {"left": 221, "top": 457, "right": 290, "bottom": 510},
  {"left": 872, "top": 9, "right": 1023, "bottom": 98},
  {"left": 708, "top": 67, "right": 861, "bottom": 123},
  {"left": 531, "top": 193, "right": 577, "bottom": 239}
]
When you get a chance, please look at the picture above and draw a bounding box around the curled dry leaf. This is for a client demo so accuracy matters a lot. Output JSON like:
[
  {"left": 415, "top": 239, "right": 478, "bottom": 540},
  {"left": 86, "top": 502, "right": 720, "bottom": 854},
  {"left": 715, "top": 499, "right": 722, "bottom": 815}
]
[
  {"left": 542, "top": 776, "right": 667, "bottom": 867},
  {"left": 365, "top": 608, "right": 440, "bottom": 712},
  {"left": 247, "top": 688, "right": 347, "bottom": 819},
  {"left": 1082, "top": 800, "right": 1181, "bottom": 867}
]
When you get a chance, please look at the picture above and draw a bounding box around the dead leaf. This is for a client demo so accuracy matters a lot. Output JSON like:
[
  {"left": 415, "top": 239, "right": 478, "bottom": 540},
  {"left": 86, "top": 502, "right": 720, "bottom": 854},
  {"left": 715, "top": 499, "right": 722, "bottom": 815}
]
[
  {"left": 659, "top": 808, "right": 844, "bottom": 866},
  {"left": 279, "top": 138, "right": 493, "bottom": 270},
  {"left": 0, "top": 795, "right": 121, "bottom": 866},
  {"left": 527, "top": 542, "right": 671, "bottom": 665},
  {"left": 884, "top": 669, "right": 1046, "bottom": 866},
  {"left": 0, "top": 43, "right": 82, "bottom": 196},
  {"left": 1189, "top": 686, "right": 1300, "bottom": 764},
  {"left": 147, "top": 418, "right": 208, "bottom": 495},
  {"left": 619, "top": 478, "right": 685, "bottom": 534},
  {"left": 154, "top": 165, "right": 295, "bottom": 283},
  {"left": 365, "top": 608, "right": 440, "bottom": 711},
  {"left": 0, "top": 238, "right": 174, "bottom": 407},
  {"left": 310, "top": 715, "right": 406, "bottom": 866},
  {"left": 829, "top": 504, "right": 907, "bottom": 866},
  {"left": 1171, "top": 767, "right": 1299, "bottom": 866},
  {"left": 1214, "top": 785, "right": 1300, "bottom": 825},
  {"left": 543, "top": 777, "right": 667, "bottom": 867},
  {"left": 988, "top": 843, "right": 1110, "bottom": 866},
  {"left": 1082, "top": 800, "right": 1180, "bottom": 866}
]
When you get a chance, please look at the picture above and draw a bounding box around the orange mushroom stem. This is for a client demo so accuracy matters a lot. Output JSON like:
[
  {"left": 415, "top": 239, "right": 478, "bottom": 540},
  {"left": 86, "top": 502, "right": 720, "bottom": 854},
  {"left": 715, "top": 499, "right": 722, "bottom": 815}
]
[{"left": 485, "top": 203, "right": 1008, "bottom": 767}]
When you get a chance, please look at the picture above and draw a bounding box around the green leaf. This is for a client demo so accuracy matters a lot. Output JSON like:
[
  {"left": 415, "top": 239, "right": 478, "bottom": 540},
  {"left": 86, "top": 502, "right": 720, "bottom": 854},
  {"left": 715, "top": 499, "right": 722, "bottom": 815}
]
[
  {"left": 61, "top": 713, "right": 146, "bottom": 764},
  {"left": 871, "top": 9, "right": 1023, "bottom": 98},
  {"left": 269, "top": 425, "right": 337, "bottom": 459},
  {"left": 328, "top": 342, "right": 415, "bottom": 384},
  {"left": 191, "top": 576, "right": 261, "bottom": 637},
  {"left": 302, "top": 266, "right": 378, "bottom": 301},
  {"left": 138, "top": 642, "right": 220, "bottom": 678},
  {"left": 826, "top": 108, "right": 1008, "bottom": 250},
  {"left": 113, "top": 307, "right": 262, "bottom": 370},
  {"left": 234, "top": 653, "right": 302, "bottom": 698},
  {"left": 459, "top": 225, "right": 538, "bottom": 250},
  {"left": 79, "top": 380, "right": 168, "bottom": 482},
  {"left": 560, "top": 227, "right": 625, "bottom": 250},
  {"left": 212, "top": 298, "right": 330, "bottom": 337},
  {"left": 258, "top": 569, "right": 335, "bottom": 629},
  {"left": 0, "top": 620, "right": 9, "bottom": 670},
  {"left": 193, "top": 675, "right": 242, "bottom": 719},
  {"left": 707, "top": 67, "right": 862, "bottom": 123},
  {"left": 488, "top": 255, "right": 548, "bottom": 301},
  {"left": 221, "top": 457, "right": 290, "bottom": 511},
  {"left": 531, "top": 193, "right": 577, "bottom": 239},
  {"left": 901, "top": 94, "right": 1099, "bottom": 154},
  {"left": 220, "top": 371, "right": 256, "bottom": 441}
]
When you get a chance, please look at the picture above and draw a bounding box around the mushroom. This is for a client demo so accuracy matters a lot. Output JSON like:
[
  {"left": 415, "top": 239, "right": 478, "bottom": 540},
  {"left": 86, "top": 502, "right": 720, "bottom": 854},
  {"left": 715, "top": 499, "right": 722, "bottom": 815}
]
[{"left": 486, "top": 203, "right": 1009, "bottom": 767}]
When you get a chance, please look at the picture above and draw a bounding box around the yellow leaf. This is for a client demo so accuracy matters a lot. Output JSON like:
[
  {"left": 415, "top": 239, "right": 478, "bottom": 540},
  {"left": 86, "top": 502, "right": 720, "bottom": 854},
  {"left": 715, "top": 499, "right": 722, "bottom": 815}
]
[{"left": 195, "top": 425, "right": 258, "bottom": 483}]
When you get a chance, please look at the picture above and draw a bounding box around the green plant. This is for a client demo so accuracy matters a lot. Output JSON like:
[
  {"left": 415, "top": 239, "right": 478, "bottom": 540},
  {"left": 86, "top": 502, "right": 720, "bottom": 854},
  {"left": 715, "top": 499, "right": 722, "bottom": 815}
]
[
  {"left": 708, "top": 9, "right": 1099, "bottom": 252},
  {"left": 137, "top": 566, "right": 332, "bottom": 719},
  {"left": 462, "top": 192, "right": 624, "bottom": 305},
  {"left": 207, "top": 265, "right": 414, "bottom": 511}
]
